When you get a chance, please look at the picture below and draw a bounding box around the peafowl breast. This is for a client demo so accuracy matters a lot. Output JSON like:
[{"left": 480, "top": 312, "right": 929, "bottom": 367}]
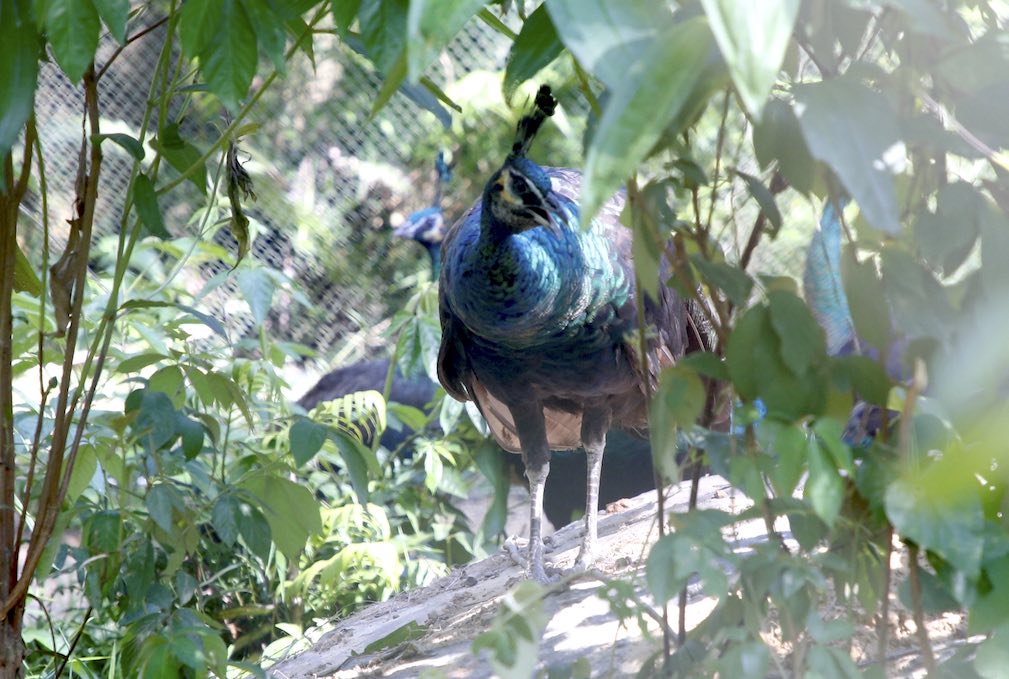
[{"left": 437, "top": 86, "right": 700, "bottom": 581}]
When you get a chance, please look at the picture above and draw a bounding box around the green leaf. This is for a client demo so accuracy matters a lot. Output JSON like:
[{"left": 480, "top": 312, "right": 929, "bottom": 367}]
[
  {"left": 364, "top": 621, "right": 428, "bottom": 654},
  {"left": 699, "top": 0, "right": 798, "bottom": 118},
  {"left": 132, "top": 173, "right": 170, "bottom": 239},
  {"left": 65, "top": 445, "right": 97, "bottom": 502},
  {"left": 406, "top": 0, "right": 484, "bottom": 82},
  {"left": 147, "top": 483, "right": 182, "bottom": 533},
  {"left": 975, "top": 624, "right": 1009, "bottom": 679},
  {"left": 212, "top": 495, "right": 240, "bottom": 546},
  {"left": 245, "top": 0, "right": 287, "bottom": 72},
  {"left": 502, "top": 4, "right": 563, "bottom": 102},
  {"left": 331, "top": 0, "right": 362, "bottom": 38},
  {"left": 131, "top": 389, "right": 178, "bottom": 451},
  {"left": 45, "top": 0, "right": 100, "bottom": 83},
  {"left": 717, "top": 641, "right": 770, "bottom": 679},
  {"left": 752, "top": 98, "right": 815, "bottom": 194},
  {"left": 151, "top": 126, "right": 208, "bottom": 195},
  {"left": 370, "top": 51, "right": 407, "bottom": 119},
  {"left": 546, "top": 0, "right": 675, "bottom": 91},
  {"left": 840, "top": 250, "right": 892, "bottom": 353},
  {"left": 0, "top": 0, "right": 39, "bottom": 163},
  {"left": 148, "top": 365, "right": 185, "bottom": 406},
  {"left": 179, "top": 0, "right": 224, "bottom": 59},
  {"left": 289, "top": 417, "right": 327, "bottom": 467},
  {"left": 733, "top": 169, "right": 782, "bottom": 233},
  {"left": 242, "top": 474, "right": 323, "bottom": 560},
  {"left": 200, "top": 0, "right": 258, "bottom": 112},
  {"left": 93, "top": 132, "right": 145, "bottom": 160},
  {"left": 14, "top": 243, "right": 42, "bottom": 297},
  {"left": 581, "top": 17, "right": 713, "bottom": 224},
  {"left": 236, "top": 268, "right": 276, "bottom": 327},
  {"left": 649, "top": 366, "right": 704, "bottom": 481},
  {"left": 93, "top": 0, "right": 128, "bottom": 44},
  {"left": 804, "top": 437, "right": 843, "bottom": 526},
  {"left": 915, "top": 181, "right": 985, "bottom": 275},
  {"left": 359, "top": 0, "right": 408, "bottom": 74},
  {"left": 691, "top": 255, "right": 754, "bottom": 307},
  {"left": 237, "top": 502, "right": 272, "bottom": 560},
  {"left": 332, "top": 429, "right": 375, "bottom": 503},
  {"left": 176, "top": 414, "right": 204, "bottom": 459},
  {"left": 793, "top": 76, "right": 903, "bottom": 235},
  {"left": 768, "top": 290, "right": 826, "bottom": 376},
  {"left": 885, "top": 476, "right": 985, "bottom": 579},
  {"left": 881, "top": 247, "right": 953, "bottom": 341}
]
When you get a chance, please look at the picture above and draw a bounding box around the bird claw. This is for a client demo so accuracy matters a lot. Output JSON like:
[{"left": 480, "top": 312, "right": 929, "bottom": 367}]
[{"left": 502, "top": 536, "right": 559, "bottom": 583}]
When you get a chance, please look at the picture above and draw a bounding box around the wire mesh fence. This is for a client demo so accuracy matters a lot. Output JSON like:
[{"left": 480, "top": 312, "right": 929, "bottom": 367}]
[{"left": 20, "top": 14, "right": 807, "bottom": 384}]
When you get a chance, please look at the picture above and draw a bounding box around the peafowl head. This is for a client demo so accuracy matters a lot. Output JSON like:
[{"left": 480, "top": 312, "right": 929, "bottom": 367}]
[{"left": 482, "top": 85, "right": 562, "bottom": 235}]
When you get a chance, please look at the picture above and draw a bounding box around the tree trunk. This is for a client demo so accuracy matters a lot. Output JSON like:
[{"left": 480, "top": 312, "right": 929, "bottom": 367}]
[{"left": 0, "top": 613, "right": 24, "bottom": 678}]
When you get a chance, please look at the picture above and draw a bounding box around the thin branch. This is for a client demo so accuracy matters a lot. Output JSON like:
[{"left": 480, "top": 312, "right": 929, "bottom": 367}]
[
  {"left": 53, "top": 606, "right": 93, "bottom": 679},
  {"left": 97, "top": 16, "right": 170, "bottom": 81}
]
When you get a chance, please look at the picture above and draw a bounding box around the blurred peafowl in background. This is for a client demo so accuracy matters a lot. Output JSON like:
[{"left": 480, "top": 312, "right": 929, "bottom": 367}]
[
  {"left": 803, "top": 198, "right": 907, "bottom": 446},
  {"left": 394, "top": 151, "right": 453, "bottom": 275},
  {"left": 437, "top": 86, "right": 712, "bottom": 581}
]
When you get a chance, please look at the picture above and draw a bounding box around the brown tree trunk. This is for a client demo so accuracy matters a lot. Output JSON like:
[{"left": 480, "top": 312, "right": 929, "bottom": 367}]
[{"left": 0, "top": 613, "right": 25, "bottom": 678}]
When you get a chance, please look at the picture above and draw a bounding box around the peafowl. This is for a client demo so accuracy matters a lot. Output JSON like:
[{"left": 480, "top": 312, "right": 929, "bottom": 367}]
[
  {"left": 803, "top": 198, "right": 907, "bottom": 445},
  {"left": 437, "top": 86, "right": 709, "bottom": 581},
  {"left": 394, "top": 151, "right": 453, "bottom": 275}
]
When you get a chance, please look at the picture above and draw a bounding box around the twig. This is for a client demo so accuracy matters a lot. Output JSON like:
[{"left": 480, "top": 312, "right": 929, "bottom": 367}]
[
  {"left": 876, "top": 525, "right": 894, "bottom": 672},
  {"left": 738, "top": 170, "right": 787, "bottom": 273},
  {"left": 908, "top": 545, "right": 936, "bottom": 675},
  {"left": 96, "top": 16, "right": 171, "bottom": 81},
  {"left": 53, "top": 606, "right": 93, "bottom": 679}
]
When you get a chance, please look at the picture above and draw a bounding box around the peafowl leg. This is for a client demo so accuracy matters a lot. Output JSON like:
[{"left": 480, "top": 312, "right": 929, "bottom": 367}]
[
  {"left": 574, "top": 409, "right": 610, "bottom": 571},
  {"left": 512, "top": 403, "right": 553, "bottom": 583}
]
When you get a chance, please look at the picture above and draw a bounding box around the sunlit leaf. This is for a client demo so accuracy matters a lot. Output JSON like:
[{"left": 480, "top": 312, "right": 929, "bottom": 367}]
[
  {"left": 132, "top": 174, "right": 170, "bottom": 239},
  {"left": 581, "top": 17, "right": 712, "bottom": 224},
  {"left": 200, "top": 0, "right": 258, "bottom": 111},
  {"left": 93, "top": 0, "right": 129, "bottom": 44},
  {"left": 406, "top": 0, "right": 484, "bottom": 82}
]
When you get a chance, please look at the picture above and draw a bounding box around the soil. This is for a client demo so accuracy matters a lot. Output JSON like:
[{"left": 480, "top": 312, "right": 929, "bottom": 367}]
[{"left": 265, "top": 475, "right": 975, "bottom": 678}]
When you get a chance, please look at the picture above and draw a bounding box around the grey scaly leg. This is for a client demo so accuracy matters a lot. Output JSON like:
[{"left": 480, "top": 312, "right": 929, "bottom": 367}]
[
  {"left": 574, "top": 408, "right": 610, "bottom": 571},
  {"left": 511, "top": 402, "right": 554, "bottom": 583}
]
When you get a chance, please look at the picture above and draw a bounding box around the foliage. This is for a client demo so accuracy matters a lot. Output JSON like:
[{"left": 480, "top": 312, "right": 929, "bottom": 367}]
[{"left": 3, "top": 0, "right": 1009, "bottom": 677}]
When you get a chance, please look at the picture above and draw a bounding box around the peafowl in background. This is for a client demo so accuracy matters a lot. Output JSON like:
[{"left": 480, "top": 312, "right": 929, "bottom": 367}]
[
  {"left": 394, "top": 151, "right": 453, "bottom": 275},
  {"left": 803, "top": 198, "right": 907, "bottom": 445},
  {"left": 437, "top": 86, "right": 710, "bottom": 581}
]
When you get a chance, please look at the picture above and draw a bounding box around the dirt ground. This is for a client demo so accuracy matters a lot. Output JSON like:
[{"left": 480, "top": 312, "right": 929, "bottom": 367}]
[{"left": 265, "top": 475, "right": 975, "bottom": 678}]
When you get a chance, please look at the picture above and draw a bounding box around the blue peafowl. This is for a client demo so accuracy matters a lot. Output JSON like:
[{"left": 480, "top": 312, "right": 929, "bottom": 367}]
[
  {"left": 803, "top": 198, "right": 908, "bottom": 445},
  {"left": 437, "top": 86, "right": 710, "bottom": 580},
  {"left": 394, "top": 151, "right": 453, "bottom": 275}
]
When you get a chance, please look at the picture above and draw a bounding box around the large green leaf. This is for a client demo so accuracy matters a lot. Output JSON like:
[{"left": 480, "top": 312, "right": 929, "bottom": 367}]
[
  {"left": 93, "top": 0, "right": 128, "bottom": 44},
  {"left": 0, "top": 0, "right": 39, "bottom": 162},
  {"left": 245, "top": 0, "right": 288, "bottom": 72},
  {"left": 150, "top": 123, "right": 207, "bottom": 195},
  {"left": 649, "top": 366, "right": 704, "bottom": 482},
  {"left": 546, "top": 0, "right": 676, "bottom": 91},
  {"left": 45, "top": 0, "right": 100, "bottom": 83},
  {"left": 502, "top": 4, "right": 564, "bottom": 102},
  {"left": 359, "top": 0, "right": 408, "bottom": 75},
  {"left": 200, "top": 0, "right": 258, "bottom": 112},
  {"left": 752, "top": 98, "right": 815, "bottom": 194},
  {"left": 699, "top": 0, "right": 799, "bottom": 119},
  {"left": 178, "top": 0, "right": 224, "bottom": 59},
  {"left": 406, "top": 0, "right": 484, "bottom": 82},
  {"left": 793, "top": 76, "right": 903, "bottom": 235},
  {"left": 242, "top": 474, "right": 323, "bottom": 561},
  {"left": 581, "top": 17, "right": 713, "bottom": 224},
  {"left": 767, "top": 290, "right": 826, "bottom": 377}
]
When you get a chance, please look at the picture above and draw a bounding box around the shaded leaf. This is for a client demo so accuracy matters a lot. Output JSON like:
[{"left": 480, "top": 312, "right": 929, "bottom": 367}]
[
  {"left": 503, "top": 4, "right": 563, "bottom": 102},
  {"left": 245, "top": 0, "right": 288, "bottom": 72},
  {"left": 14, "top": 243, "right": 42, "bottom": 297},
  {"left": 734, "top": 169, "right": 782, "bottom": 232},
  {"left": 768, "top": 290, "right": 826, "bottom": 376},
  {"left": 289, "top": 417, "right": 327, "bottom": 467},
  {"left": 752, "top": 98, "right": 815, "bottom": 194},
  {"left": 691, "top": 255, "right": 753, "bottom": 307},
  {"left": 359, "top": 0, "right": 408, "bottom": 74},
  {"left": 132, "top": 174, "right": 170, "bottom": 239},
  {"left": 406, "top": 0, "right": 484, "bottom": 82},
  {"left": 93, "top": 0, "right": 129, "bottom": 44},
  {"left": 242, "top": 474, "right": 323, "bottom": 560},
  {"left": 0, "top": 0, "right": 39, "bottom": 162},
  {"left": 200, "top": 0, "right": 258, "bottom": 111},
  {"left": 794, "top": 76, "right": 903, "bottom": 234},
  {"left": 94, "top": 132, "right": 145, "bottom": 160},
  {"left": 212, "top": 495, "right": 240, "bottom": 546},
  {"left": 236, "top": 268, "right": 276, "bottom": 327},
  {"left": 700, "top": 0, "right": 799, "bottom": 118},
  {"left": 151, "top": 124, "right": 207, "bottom": 195},
  {"left": 45, "top": 0, "right": 100, "bottom": 83},
  {"left": 179, "top": 0, "right": 224, "bottom": 59}
]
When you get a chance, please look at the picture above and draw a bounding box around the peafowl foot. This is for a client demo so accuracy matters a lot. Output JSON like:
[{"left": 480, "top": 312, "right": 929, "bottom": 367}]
[{"left": 503, "top": 536, "right": 558, "bottom": 583}]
